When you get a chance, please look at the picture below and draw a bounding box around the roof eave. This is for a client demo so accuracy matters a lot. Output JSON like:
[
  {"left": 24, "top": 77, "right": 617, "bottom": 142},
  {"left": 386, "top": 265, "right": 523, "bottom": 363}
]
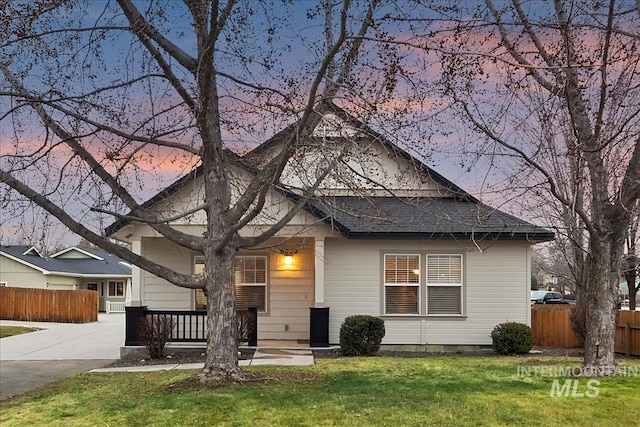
[{"left": 342, "top": 231, "right": 555, "bottom": 242}]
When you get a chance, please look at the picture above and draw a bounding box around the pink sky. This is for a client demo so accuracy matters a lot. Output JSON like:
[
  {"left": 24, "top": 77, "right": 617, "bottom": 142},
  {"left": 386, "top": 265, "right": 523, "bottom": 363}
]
[{"left": 4, "top": 1, "right": 634, "bottom": 250}]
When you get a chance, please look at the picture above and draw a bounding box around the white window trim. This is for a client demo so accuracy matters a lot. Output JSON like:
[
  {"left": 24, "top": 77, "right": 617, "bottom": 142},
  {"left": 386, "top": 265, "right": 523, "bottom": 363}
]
[
  {"left": 383, "top": 254, "right": 421, "bottom": 316},
  {"left": 193, "top": 255, "right": 269, "bottom": 312},
  {"left": 108, "top": 280, "right": 125, "bottom": 297},
  {"left": 426, "top": 254, "right": 464, "bottom": 316},
  {"left": 381, "top": 252, "right": 465, "bottom": 317},
  {"left": 235, "top": 255, "right": 268, "bottom": 313}
]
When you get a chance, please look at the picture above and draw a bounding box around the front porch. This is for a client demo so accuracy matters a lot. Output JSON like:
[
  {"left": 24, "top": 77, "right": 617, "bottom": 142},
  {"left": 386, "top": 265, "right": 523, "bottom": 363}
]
[
  {"left": 125, "top": 236, "right": 333, "bottom": 345},
  {"left": 123, "top": 305, "right": 331, "bottom": 349}
]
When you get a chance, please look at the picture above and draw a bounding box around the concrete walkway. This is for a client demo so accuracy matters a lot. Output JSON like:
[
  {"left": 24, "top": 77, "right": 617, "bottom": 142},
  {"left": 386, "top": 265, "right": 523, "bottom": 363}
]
[
  {"left": 0, "top": 314, "right": 315, "bottom": 399},
  {"left": 1, "top": 314, "right": 124, "bottom": 400},
  {"left": 0, "top": 313, "right": 125, "bottom": 360},
  {"left": 90, "top": 348, "right": 315, "bottom": 373}
]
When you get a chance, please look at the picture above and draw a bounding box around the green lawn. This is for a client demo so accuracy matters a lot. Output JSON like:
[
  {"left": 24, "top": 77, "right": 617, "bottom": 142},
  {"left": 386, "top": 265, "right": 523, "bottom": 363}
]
[
  {"left": 0, "top": 326, "right": 40, "bottom": 338},
  {"left": 1, "top": 356, "right": 639, "bottom": 426}
]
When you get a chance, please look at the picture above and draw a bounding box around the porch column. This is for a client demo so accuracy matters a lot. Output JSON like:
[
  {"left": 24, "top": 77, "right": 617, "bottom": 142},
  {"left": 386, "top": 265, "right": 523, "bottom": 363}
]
[
  {"left": 314, "top": 238, "right": 325, "bottom": 306},
  {"left": 128, "top": 239, "right": 143, "bottom": 307},
  {"left": 125, "top": 278, "right": 132, "bottom": 304}
]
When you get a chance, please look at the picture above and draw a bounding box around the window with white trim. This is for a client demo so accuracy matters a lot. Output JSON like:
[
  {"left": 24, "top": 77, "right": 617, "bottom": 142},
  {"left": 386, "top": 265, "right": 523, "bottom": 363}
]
[
  {"left": 384, "top": 254, "right": 420, "bottom": 314},
  {"left": 427, "top": 255, "right": 463, "bottom": 315},
  {"left": 108, "top": 280, "right": 125, "bottom": 297},
  {"left": 195, "top": 255, "right": 268, "bottom": 312}
]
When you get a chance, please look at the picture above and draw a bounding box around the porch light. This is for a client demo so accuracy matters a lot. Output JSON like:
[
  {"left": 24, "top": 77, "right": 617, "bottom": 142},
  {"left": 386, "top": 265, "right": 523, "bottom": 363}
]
[{"left": 280, "top": 248, "right": 297, "bottom": 266}]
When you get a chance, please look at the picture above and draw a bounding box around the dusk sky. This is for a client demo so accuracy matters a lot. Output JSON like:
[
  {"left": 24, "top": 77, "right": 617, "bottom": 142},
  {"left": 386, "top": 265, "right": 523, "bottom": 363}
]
[{"left": 2, "top": 0, "right": 620, "bottom": 251}]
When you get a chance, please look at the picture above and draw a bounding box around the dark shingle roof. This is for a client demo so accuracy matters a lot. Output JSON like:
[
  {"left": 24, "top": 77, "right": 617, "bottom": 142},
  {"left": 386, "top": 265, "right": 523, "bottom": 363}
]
[
  {"left": 304, "top": 197, "right": 553, "bottom": 241},
  {"left": 0, "top": 246, "right": 131, "bottom": 277}
]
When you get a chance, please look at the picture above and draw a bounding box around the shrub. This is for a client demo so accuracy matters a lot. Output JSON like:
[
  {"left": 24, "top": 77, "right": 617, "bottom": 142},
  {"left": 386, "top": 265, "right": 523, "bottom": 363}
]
[
  {"left": 339, "top": 315, "right": 385, "bottom": 356},
  {"left": 569, "top": 302, "right": 586, "bottom": 347},
  {"left": 490, "top": 322, "right": 532, "bottom": 355},
  {"left": 138, "top": 314, "right": 175, "bottom": 359}
]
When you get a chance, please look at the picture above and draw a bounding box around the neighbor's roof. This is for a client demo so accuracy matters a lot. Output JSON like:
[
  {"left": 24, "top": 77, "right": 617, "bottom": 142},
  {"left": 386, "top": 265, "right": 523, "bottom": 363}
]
[
  {"left": 303, "top": 196, "right": 554, "bottom": 242},
  {"left": 0, "top": 245, "right": 132, "bottom": 277}
]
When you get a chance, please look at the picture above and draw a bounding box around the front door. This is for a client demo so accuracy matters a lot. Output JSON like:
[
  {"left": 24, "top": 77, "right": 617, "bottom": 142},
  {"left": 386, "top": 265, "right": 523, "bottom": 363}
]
[{"left": 87, "top": 282, "right": 106, "bottom": 312}]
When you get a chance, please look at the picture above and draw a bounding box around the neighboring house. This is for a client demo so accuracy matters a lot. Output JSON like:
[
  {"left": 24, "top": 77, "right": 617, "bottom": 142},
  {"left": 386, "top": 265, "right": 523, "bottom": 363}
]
[
  {"left": 534, "top": 263, "right": 559, "bottom": 291},
  {"left": 106, "top": 104, "right": 553, "bottom": 349},
  {"left": 0, "top": 245, "right": 132, "bottom": 312},
  {"left": 533, "top": 261, "right": 575, "bottom": 295}
]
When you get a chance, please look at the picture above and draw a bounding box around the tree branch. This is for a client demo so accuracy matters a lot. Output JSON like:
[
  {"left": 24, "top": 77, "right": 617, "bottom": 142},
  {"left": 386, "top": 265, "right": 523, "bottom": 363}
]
[
  {"left": 1, "top": 64, "right": 205, "bottom": 252},
  {"left": 116, "top": 0, "right": 198, "bottom": 72},
  {"left": 0, "top": 169, "right": 203, "bottom": 289}
]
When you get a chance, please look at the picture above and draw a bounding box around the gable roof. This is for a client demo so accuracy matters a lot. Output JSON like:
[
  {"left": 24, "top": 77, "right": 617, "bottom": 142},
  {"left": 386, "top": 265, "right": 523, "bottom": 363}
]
[
  {"left": 244, "top": 102, "right": 476, "bottom": 203},
  {"left": 22, "top": 246, "right": 43, "bottom": 257},
  {"left": 104, "top": 102, "right": 552, "bottom": 243},
  {"left": 50, "top": 246, "right": 104, "bottom": 260},
  {"left": 0, "top": 245, "right": 132, "bottom": 277},
  {"left": 303, "top": 196, "right": 553, "bottom": 242}
]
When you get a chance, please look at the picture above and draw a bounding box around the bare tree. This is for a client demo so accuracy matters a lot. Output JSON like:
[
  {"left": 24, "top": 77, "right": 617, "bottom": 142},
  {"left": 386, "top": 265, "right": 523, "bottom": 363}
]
[
  {"left": 0, "top": 0, "right": 390, "bottom": 382},
  {"left": 389, "top": 0, "right": 640, "bottom": 372}
]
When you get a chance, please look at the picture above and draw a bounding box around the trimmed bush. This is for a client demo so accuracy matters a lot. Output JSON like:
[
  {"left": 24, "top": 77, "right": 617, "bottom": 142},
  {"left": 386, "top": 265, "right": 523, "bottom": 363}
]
[
  {"left": 490, "top": 322, "right": 532, "bottom": 355},
  {"left": 339, "top": 315, "right": 385, "bottom": 356}
]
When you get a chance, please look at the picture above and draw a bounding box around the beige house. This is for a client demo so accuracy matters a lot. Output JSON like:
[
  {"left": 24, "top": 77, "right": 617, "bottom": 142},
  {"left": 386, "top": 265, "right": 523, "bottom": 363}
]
[
  {"left": 0, "top": 245, "right": 132, "bottom": 312},
  {"left": 107, "top": 105, "right": 553, "bottom": 349}
]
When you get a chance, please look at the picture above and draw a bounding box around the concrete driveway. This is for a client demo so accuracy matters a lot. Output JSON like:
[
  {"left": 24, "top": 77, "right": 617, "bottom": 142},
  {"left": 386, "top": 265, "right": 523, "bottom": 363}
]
[{"left": 0, "top": 313, "right": 123, "bottom": 400}]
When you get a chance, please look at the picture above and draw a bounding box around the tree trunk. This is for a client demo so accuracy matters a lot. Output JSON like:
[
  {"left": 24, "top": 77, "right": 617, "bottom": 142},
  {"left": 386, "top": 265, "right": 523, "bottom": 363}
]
[
  {"left": 629, "top": 282, "right": 638, "bottom": 311},
  {"left": 199, "top": 243, "right": 243, "bottom": 383},
  {"left": 582, "top": 228, "right": 625, "bottom": 374}
]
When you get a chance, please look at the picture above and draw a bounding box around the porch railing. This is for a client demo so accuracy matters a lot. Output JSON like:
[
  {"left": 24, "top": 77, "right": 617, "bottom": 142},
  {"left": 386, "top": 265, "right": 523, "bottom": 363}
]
[
  {"left": 106, "top": 301, "right": 126, "bottom": 313},
  {"left": 125, "top": 306, "right": 257, "bottom": 347}
]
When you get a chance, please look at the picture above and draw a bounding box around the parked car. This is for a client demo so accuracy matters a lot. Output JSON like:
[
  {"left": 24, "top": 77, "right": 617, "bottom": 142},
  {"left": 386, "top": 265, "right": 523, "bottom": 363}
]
[{"left": 531, "top": 291, "right": 570, "bottom": 304}]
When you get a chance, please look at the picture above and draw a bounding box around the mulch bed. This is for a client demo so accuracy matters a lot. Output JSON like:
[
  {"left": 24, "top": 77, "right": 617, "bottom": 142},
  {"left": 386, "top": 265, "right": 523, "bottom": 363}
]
[{"left": 107, "top": 348, "right": 255, "bottom": 368}]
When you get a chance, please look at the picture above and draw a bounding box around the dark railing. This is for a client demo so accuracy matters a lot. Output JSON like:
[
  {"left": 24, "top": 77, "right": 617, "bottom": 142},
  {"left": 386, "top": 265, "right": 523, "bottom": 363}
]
[
  {"left": 125, "top": 306, "right": 257, "bottom": 347},
  {"left": 146, "top": 310, "right": 207, "bottom": 342}
]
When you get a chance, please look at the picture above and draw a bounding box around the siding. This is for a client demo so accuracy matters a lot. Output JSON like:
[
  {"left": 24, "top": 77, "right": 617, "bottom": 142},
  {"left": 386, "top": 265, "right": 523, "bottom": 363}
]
[
  {"left": 141, "top": 237, "right": 314, "bottom": 340},
  {"left": 44, "top": 275, "right": 80, "bottom": 290},
  {"left": 258, "top": 242, "right": 314, "bottom": 341},
  {"left": 324, "top": 239, "right": 382, "bottom": 343},
  {"left": 141, "top": 238, "right": 193, "bottom": 310},
  {"left": 278, "top": 138, "right": 453, "bottom": 197},
  {"left": 324, "top": 239, "right": 531, "bottom": 346},
  {"left": 0, "top": 256, "right": 48, "bottom": 289}
]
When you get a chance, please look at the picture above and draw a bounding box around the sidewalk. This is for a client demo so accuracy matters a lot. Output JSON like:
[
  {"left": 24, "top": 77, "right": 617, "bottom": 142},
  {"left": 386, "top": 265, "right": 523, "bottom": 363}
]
[{"left": 90, "top": 348, "right": 315, "bottom": 372}]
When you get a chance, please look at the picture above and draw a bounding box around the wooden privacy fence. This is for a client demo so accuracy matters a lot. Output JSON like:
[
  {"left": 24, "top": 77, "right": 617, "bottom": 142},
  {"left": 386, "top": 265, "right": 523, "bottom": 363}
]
[
  {"left": 531, "top": 305, "right": 581, "bottom": 348},
  {"left": 615, "top": 310, "right": 640, "bottom": 357},
  {"left": 532, "top": 305, "right": 640, "bottom": 356},
  {"left": 0, "top": 287, "right": 97, "bottom": 323}
]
